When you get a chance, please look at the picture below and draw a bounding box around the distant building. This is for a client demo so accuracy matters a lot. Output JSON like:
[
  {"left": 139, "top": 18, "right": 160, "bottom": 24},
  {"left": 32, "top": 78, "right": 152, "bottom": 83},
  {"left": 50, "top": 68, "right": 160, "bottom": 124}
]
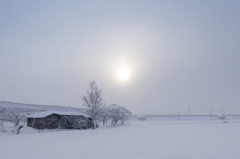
[{"left": 27, "top": 111, "right": 92, "bottom": 129}]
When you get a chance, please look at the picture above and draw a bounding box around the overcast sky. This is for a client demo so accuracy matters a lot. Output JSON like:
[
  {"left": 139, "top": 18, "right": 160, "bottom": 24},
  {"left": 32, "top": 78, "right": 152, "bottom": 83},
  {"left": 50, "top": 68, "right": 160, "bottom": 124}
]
[{"left": 0, "top": 0, "right": 240, "bottom": 115}]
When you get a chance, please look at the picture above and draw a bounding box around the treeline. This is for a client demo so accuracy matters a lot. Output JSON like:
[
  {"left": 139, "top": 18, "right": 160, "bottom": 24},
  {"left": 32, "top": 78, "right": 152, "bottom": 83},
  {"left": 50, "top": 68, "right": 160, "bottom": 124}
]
[
  {"left": 0, "top": 81, "right": 132, "bottom": 132},
  {"left": 82, "top": 81, "right": 132, "bottom": 128},
  {"left": 98, "top": 103, "right": 132, "bottom": 126}
]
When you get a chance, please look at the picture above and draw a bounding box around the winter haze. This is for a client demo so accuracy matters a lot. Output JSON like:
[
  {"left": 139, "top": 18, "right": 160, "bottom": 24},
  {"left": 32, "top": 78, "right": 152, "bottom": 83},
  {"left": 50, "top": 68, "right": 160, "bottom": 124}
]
[{"left": 0, "top": 0, "right": 240, "bottom": 115}]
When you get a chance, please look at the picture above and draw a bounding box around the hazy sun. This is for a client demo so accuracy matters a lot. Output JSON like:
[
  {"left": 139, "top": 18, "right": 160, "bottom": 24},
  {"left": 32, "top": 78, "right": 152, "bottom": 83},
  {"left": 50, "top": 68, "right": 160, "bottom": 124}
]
[{"left": 117, "top": 69, "right": 130, "bottom": 81}]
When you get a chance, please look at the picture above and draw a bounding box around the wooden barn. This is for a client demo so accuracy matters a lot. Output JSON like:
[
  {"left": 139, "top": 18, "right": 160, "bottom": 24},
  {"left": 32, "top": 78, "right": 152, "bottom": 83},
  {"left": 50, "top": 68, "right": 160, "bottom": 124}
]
[{"left": 27, "top": 111, "right": 92, "bottom": 129}]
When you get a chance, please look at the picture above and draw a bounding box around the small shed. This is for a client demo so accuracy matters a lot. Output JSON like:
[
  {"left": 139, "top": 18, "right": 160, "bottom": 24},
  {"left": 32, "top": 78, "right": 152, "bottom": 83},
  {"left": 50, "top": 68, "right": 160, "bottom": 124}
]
[{"left": 27, "top": 111, "right": 92, "bottom": 129}]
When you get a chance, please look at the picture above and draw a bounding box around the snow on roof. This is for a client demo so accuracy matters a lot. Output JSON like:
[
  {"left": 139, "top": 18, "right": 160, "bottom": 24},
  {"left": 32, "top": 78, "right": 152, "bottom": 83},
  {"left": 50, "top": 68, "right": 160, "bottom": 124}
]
[{"left": 27, "top": 111, "right": 90, "bottom": 118}]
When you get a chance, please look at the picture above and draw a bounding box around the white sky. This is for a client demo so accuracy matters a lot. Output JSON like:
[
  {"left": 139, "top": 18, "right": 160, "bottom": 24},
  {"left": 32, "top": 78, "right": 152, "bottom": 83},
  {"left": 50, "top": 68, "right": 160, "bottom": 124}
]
[{"left": 0, "top": 0, "right": 240, "bottom": 115}]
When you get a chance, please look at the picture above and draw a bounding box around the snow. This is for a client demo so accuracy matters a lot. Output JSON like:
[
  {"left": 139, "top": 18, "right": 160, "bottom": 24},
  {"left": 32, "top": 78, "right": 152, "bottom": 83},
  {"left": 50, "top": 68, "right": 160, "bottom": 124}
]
[
  {"left": 0, "top": 101, "right": 87, "bottom": 112},
  {"left": 26, "top": 110, "right": 89, "bottom": 118},
  {"left": 0, "top": 120, "right": 240, "bottom": 159}
]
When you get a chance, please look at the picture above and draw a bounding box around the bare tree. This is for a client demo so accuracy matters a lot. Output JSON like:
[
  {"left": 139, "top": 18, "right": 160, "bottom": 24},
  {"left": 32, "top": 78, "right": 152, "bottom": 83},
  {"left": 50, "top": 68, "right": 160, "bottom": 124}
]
[
  {"left": 98, "top": 108, "right": 109, "bottom": 126},
  {"left": 0, "top": 108, "right": 27, "bottom": 127},
  {"left": 82, "top": 81, "right": 105, "bottom": 129},
  {"left": 15, "top": 125, "right": 24, "bottom": 134},
  {"left": 0, "top": 121, "right": 5, "bottom": 132},
  {"left": 119, "top": 107, "right": 132, "bottom": 125},
  {"left": 108, "top": 104, "right": 132, "bottom": 126},
  {"left": 0, "top": 107, "right": 7, "bottom": 132},
  {"left": 108, "top": 104, "right": 122, "bottom": 126}
]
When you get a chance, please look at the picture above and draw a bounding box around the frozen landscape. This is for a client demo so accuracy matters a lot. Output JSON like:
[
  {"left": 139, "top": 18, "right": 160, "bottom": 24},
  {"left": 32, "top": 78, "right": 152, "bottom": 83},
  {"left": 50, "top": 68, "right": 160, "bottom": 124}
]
[
  {"left": 1, "top": 120, "right": 240, "bottom": 159},
  {"left": 1, "top": 1, "right": 240, "bottom": 159}
]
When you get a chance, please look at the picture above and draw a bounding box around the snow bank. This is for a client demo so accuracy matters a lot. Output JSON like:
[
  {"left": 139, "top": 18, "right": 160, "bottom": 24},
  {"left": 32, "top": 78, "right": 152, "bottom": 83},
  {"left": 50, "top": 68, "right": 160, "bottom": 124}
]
[{"left": 0, "top": 121, "right": 239, "bottom": 159}]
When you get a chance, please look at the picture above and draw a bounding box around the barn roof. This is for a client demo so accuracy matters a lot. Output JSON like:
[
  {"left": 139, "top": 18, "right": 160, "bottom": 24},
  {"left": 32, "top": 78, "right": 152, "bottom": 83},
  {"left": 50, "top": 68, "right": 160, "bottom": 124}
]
[{"left": 27, "top": 110, "right": 90, "bottom": 118}]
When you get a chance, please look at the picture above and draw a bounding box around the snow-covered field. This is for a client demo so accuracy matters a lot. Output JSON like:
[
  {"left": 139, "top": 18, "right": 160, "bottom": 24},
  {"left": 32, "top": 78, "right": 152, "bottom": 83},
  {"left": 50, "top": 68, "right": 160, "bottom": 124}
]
[{"left": 1, "top": 120, "right": 240, "bottom": 159}]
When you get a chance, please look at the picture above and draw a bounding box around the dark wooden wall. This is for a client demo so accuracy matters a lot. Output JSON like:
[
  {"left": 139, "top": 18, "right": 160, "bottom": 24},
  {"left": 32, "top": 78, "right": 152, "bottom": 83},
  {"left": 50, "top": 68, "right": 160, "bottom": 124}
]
[
  {"left": 27, "top": 114, "right": 59, "bottom": 129},
  {"left": 27, "top": 118, "right": 44, "bottom": 128},
  {"left": 27, "top": 114, "right": 92, "bottom": 129},
  {"left": 43, "top": 114, "right": 59, "bottom": 129}
]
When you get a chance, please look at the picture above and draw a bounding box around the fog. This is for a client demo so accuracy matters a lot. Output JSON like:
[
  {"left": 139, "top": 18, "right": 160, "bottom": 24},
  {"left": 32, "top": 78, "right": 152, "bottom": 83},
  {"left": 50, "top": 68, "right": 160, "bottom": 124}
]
[{"left": 0, "top": 1, "right": 240, "bottom": 115}]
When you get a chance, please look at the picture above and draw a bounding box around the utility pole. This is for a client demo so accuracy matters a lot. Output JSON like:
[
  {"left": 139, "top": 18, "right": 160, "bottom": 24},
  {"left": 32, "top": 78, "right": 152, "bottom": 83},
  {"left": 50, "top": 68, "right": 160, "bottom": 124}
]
[{"left": 221, "top": 109, "right": 224, "bottom": 116}]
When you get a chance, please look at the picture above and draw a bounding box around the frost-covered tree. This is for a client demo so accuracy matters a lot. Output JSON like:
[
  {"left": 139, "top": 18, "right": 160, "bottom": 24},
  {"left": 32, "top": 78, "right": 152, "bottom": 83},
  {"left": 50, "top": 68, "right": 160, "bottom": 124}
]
[
  {"left": 0, "top": 108, "right": 6, "bottom": 132},
  {"left": 108, "top": 104, "right": 132, "bottom": 126},
  {"left": 0, "top": 121, "right": 4, "bottom": 132},
  {"left": 82, "top": 81, "right": 105, "bottom": 129},
  {"left": 98, "top": 108, "right": 109, "bottom": 126},
  {"left": 0, "top": 108, "right": 27, "bottom": 126},
  {"left": 0, "top": 107, "right": 27, "bottom": 134},
  {"left": 108, "top": 104, "right": 122, "bottom": 125},
  {"left": 119, "top": 107, "right": 132, "bottom": 125}
]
